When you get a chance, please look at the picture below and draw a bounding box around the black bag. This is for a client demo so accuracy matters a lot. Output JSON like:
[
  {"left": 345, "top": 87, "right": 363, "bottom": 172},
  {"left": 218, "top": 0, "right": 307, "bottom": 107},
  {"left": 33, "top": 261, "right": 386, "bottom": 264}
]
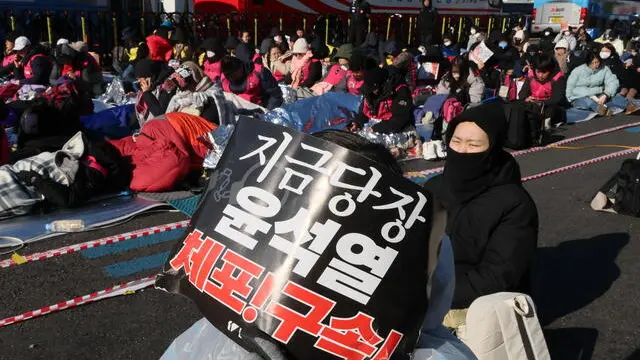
[
  {"left": 592, "top": 157, "right": 640, "bottom": 217},
  {"left": 503, "top": 101, "right": 544, "bottom": 150},
  {"left": 613, "top": 159, "right": 640, "bottom": 217}
]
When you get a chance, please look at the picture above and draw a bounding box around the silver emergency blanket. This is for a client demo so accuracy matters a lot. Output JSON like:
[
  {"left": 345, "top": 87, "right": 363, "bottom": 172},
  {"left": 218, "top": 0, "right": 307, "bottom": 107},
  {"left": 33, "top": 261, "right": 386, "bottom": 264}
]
[
  {"left": 278, "top": 84, "right": 297, "bottom": 104},
  {"left": 358, "top": 119, "right": 420, "bottom": 150},
  {"left": 202, "top": 124, "right": 236, "bottom": 170},
  {"left": 98, "top": 77, "right": 135, "bottom": 105}
]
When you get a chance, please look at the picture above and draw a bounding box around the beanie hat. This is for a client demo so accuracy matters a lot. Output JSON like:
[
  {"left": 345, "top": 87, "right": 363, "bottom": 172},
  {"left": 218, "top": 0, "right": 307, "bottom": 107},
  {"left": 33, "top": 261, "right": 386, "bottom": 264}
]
[
  {"left": 70, "top": 41, "right": 88, "bottom": 53},
  {"left": 292, "top": 38, "right": 310, "bottom": 54},
  {"left": 235, "top": 42, "right": 255, "bottom": 64},
  {"left": 155, "top": 27, "right": 170, "bottom": 40},
  {"left": 446, "top": 101, "right": 508, "bottom": 150},
  {"left": 135, "top": 58, "right": 161, "bottom": 79},
  {"left": 56, "top": 38, "right": 69, "bottom": 46},
  {"left": 555, "top": 38, "right": 569, "bottom": 49}
]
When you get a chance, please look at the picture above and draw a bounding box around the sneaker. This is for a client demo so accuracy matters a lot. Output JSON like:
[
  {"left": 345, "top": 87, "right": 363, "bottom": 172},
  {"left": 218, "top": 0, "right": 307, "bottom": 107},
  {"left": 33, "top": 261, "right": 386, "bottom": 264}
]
[
  {"left": 433, "top": 140, "right": 447, "bottom": 159},
  {"left": 421, "top": 111, "right": 434, "bottom": 124},
  {"left": 423, "top": 141, "right": 438, "bottom": 160},
  {"left": 625, "top": 102, "right": 640, "bottom": 115},
  {"left": 597, "top": 104, "right": 612, "bottom": 117}
]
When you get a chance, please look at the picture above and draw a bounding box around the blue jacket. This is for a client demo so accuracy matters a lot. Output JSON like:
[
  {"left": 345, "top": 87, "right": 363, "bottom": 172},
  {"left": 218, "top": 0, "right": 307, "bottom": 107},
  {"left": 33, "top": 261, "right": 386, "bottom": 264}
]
[{"left": 566, "top": 64, "right": 620, "bottom": 102}]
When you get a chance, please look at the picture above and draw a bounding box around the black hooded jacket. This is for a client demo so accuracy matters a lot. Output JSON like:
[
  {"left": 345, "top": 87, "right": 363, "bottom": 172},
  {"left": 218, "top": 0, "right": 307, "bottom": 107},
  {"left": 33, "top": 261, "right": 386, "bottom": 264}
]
[
  {"left": 425, "top": 102, "right": 538, "bottom": 309},
  {"left": 418, "top": 1, "right": 438, "bottom": 36}
]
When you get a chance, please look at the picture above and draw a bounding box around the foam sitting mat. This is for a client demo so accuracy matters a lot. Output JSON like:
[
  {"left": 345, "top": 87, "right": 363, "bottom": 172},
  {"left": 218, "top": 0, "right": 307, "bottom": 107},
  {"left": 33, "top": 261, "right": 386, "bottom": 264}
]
[
  {"left": 0, "top": 194, "right": 170, "bottom": 245},
  {"left": 168, "top": 195, "right": 202, "bottom": 217}
]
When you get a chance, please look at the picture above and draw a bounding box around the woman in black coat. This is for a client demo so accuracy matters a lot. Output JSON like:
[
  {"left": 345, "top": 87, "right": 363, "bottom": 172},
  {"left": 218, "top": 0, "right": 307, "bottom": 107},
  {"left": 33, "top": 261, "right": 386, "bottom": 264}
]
[
  {"left": 599, "top": 42, "right": 640, "bottom": 113},
  {"left": 425, "top": 101, "right": 539, "bottom": 310}
]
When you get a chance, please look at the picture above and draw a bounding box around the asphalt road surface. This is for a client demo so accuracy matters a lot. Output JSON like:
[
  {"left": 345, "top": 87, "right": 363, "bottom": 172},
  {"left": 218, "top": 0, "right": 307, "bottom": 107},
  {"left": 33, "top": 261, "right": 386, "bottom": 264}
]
[{"left": 2, "top": 114, "right": 640, "bottom": 360}]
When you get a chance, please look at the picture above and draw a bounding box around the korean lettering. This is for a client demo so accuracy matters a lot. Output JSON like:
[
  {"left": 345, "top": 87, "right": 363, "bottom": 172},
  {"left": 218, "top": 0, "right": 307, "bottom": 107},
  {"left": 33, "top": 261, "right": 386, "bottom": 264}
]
[
  {"left": 268, "top": 208, "right": 341, "bottom": 277},
  {"left": 373, "top": 189, "right": 427, "bottom": 243},
  {"left": 214, "top": 186, "right": 282, "bottom": 250}
]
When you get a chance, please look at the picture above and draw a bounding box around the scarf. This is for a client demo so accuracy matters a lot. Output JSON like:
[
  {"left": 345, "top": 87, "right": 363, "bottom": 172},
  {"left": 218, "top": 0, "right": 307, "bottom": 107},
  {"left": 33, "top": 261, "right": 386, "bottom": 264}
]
[{"left": 290, "top": 50, "right": 313, "bottom": 88}]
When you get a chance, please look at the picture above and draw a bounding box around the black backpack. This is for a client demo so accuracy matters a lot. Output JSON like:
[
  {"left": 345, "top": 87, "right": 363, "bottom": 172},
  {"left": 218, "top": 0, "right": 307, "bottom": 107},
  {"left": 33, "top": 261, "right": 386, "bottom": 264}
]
[
  {"left": 613, "top": 159, "right": 640, "bottom": 217},
  {"left": 503, "top": 101, "right": 544, "bottom": 150}
]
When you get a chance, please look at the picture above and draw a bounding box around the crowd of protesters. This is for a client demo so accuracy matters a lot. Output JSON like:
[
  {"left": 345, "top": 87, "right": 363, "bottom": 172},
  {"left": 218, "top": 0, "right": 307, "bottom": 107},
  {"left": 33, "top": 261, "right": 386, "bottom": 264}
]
[{"left": 2, "top": 0, "right": 640, "bottom": 357}]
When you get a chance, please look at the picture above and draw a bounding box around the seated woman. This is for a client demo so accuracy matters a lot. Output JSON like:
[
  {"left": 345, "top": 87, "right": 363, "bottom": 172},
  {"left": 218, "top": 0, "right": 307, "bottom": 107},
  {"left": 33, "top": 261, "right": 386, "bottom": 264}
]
[
  {"left": 220, "top": 56, "right": 283, "bottom": 110},
  {"left": 518, "top": 53, "right": 567, "bottom": 127},
  {"left": 599, "top": 43, "right": 640, "bottom": 114},
  {"left": 350, "top": 67, "right": 412, "bottom": 134},
  {"left": 425, "top": 101, "right": 538, "bottom": 330},
  {"left": 566, "top": 51, "right": 620, "bottom": 116},
  {"left": 50, "top": 42, "right": 104, "bottom": 97},
  {"left": 441, "top": 33, "right": 460, "bottom": 62},
  {"left": 423, "top": 57, "right": 486, "bottom": 160},
  {"left": 263, "top": 43, "right": 291, "bottom": 83},
  {"left": 284, "top": 38, "right": 322, "bottom": 89},
  {"left": 134, "top": 58, "right": 176, "bottom": 127}
]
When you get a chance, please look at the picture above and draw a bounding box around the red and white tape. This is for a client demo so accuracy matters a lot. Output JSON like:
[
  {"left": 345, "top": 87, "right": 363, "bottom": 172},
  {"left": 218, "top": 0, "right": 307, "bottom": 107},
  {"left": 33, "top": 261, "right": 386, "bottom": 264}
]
[
  {"left": 0, "top": 220, "right": 190, "bottom": 269},
  {"left": 0, "top": 276, "right": 156, "bottom": 328},
  {"left": 405, "top": 121, "right": 640, "bottom": 178},
  {"left": 521, "top": 147, "right": 640, "bottom": 183}
]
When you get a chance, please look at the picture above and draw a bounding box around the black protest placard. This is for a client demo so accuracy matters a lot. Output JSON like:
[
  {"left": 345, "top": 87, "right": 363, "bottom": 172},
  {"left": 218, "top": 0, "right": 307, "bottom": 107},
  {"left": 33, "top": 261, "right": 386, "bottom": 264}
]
[{"left": 157, "top": 118, "right": 439, "bottom": 359}]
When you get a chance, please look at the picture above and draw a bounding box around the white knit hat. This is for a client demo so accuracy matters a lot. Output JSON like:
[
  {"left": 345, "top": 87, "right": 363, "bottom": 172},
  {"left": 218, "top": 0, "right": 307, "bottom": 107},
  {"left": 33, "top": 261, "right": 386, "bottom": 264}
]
[
  {"left": 555, "top": 38, "right": 569, "bottom": 49},
  {"left": 292, "top": 38, "right": 310, "bottom": 54},
  {"left": 56, "top": 38, "right": 69, "bottom": 46}
]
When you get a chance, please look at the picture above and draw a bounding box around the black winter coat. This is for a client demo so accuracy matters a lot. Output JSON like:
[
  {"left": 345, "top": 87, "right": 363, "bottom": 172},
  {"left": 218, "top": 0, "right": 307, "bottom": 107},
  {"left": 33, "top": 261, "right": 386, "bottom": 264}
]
[
  {"left": 418, "top": 5, "right": 438, "bottom": 34},
  {"left": 426, "top": 157, "right": 539, "bottom": 309}
]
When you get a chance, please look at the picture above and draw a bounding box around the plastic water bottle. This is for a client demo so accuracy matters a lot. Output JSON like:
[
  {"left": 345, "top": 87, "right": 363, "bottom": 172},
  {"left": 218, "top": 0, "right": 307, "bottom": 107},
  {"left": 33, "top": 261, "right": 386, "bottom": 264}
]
[
  {"left": 45, "top": 220, "right": 85, "bottom": 233},
  {"left": 4, "top": 127, "right": 17, "bottom": 150}
]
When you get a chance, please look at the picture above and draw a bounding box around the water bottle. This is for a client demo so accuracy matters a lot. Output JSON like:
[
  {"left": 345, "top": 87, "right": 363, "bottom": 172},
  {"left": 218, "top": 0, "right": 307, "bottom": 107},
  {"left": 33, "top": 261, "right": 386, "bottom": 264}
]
[
  {"left": 45, "top": 220, "right": 85, "bottom": 232},
  {"left": 4, "top": 126, "right": 17, "bottom": 151}
]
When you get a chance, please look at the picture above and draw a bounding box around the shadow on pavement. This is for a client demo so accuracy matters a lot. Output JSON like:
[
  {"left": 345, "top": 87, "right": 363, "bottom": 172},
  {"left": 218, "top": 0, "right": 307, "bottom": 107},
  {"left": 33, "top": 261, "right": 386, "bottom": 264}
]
[
  {"left": 544, "top": 327, "right": 598, "bottom": 360},
  {"left": 532, "top": 233, "right": 629, "bottom": 326}
]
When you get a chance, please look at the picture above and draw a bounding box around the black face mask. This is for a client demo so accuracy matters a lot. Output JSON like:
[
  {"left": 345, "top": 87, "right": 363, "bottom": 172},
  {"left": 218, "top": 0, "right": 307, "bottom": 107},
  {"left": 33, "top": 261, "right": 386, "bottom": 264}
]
[{"left": 441, "top": 146, "right": 497, "bottom": 205}]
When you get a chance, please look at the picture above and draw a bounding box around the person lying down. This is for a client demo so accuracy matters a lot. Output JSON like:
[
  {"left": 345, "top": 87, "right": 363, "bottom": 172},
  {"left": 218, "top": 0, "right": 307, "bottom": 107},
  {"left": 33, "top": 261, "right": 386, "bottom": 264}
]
[{"left": 0, "top": 132, "right": 131, "bottom": 219}]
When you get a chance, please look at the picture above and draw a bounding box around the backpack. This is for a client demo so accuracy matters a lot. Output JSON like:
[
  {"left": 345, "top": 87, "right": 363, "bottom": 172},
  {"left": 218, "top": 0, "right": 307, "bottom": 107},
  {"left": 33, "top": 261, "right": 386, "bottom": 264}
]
[
  {"left": 503, "top": 101, "right": 544, "bottom": 150},
  {"left": 441, "top": 97, "right": 464, "bottom": 134},
  {"left": 592, "top": 156, "right": 640, "bottom": 217},
  {"left": 465, "top": 292, "right": 551, "bottom": 360}
]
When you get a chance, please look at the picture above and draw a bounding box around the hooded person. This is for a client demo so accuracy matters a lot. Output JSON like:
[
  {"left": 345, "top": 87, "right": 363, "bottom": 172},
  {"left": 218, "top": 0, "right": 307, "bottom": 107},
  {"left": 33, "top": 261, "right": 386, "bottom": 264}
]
[
  {"left": 285, "top": 38, "right": 322, "bottom": 89},
  {"left": 441, "top": 33, "right": 459, "bottom": 59},
  {"left": 134, "top": 58, "right": 176, "bottom": 127},
  {"left": 199, "top": 37, "right": 225, "bottom": 83},
  {"left": 50, "top": 42, "right": 103, "bottom": 97},
  {"left": 348, "top": 0, "right": 371, "bottom": 46},
  {"left": 350, "top": 66, "right": 413, "bottom": 134},
  {"left": 539, "top": 27, "right": 556, "bottom": 54},
  {"left": 220, "top": 55, "right": 283, "bottom": 110},
  {"left": 418, "top": 0, "right": 438, "bottom": 46},
  {"left": 425, "top": 101, "right": 538, "bottom": 329},
  {"left": 553, "top": 26, "right": 577, "bottom": 52}
]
